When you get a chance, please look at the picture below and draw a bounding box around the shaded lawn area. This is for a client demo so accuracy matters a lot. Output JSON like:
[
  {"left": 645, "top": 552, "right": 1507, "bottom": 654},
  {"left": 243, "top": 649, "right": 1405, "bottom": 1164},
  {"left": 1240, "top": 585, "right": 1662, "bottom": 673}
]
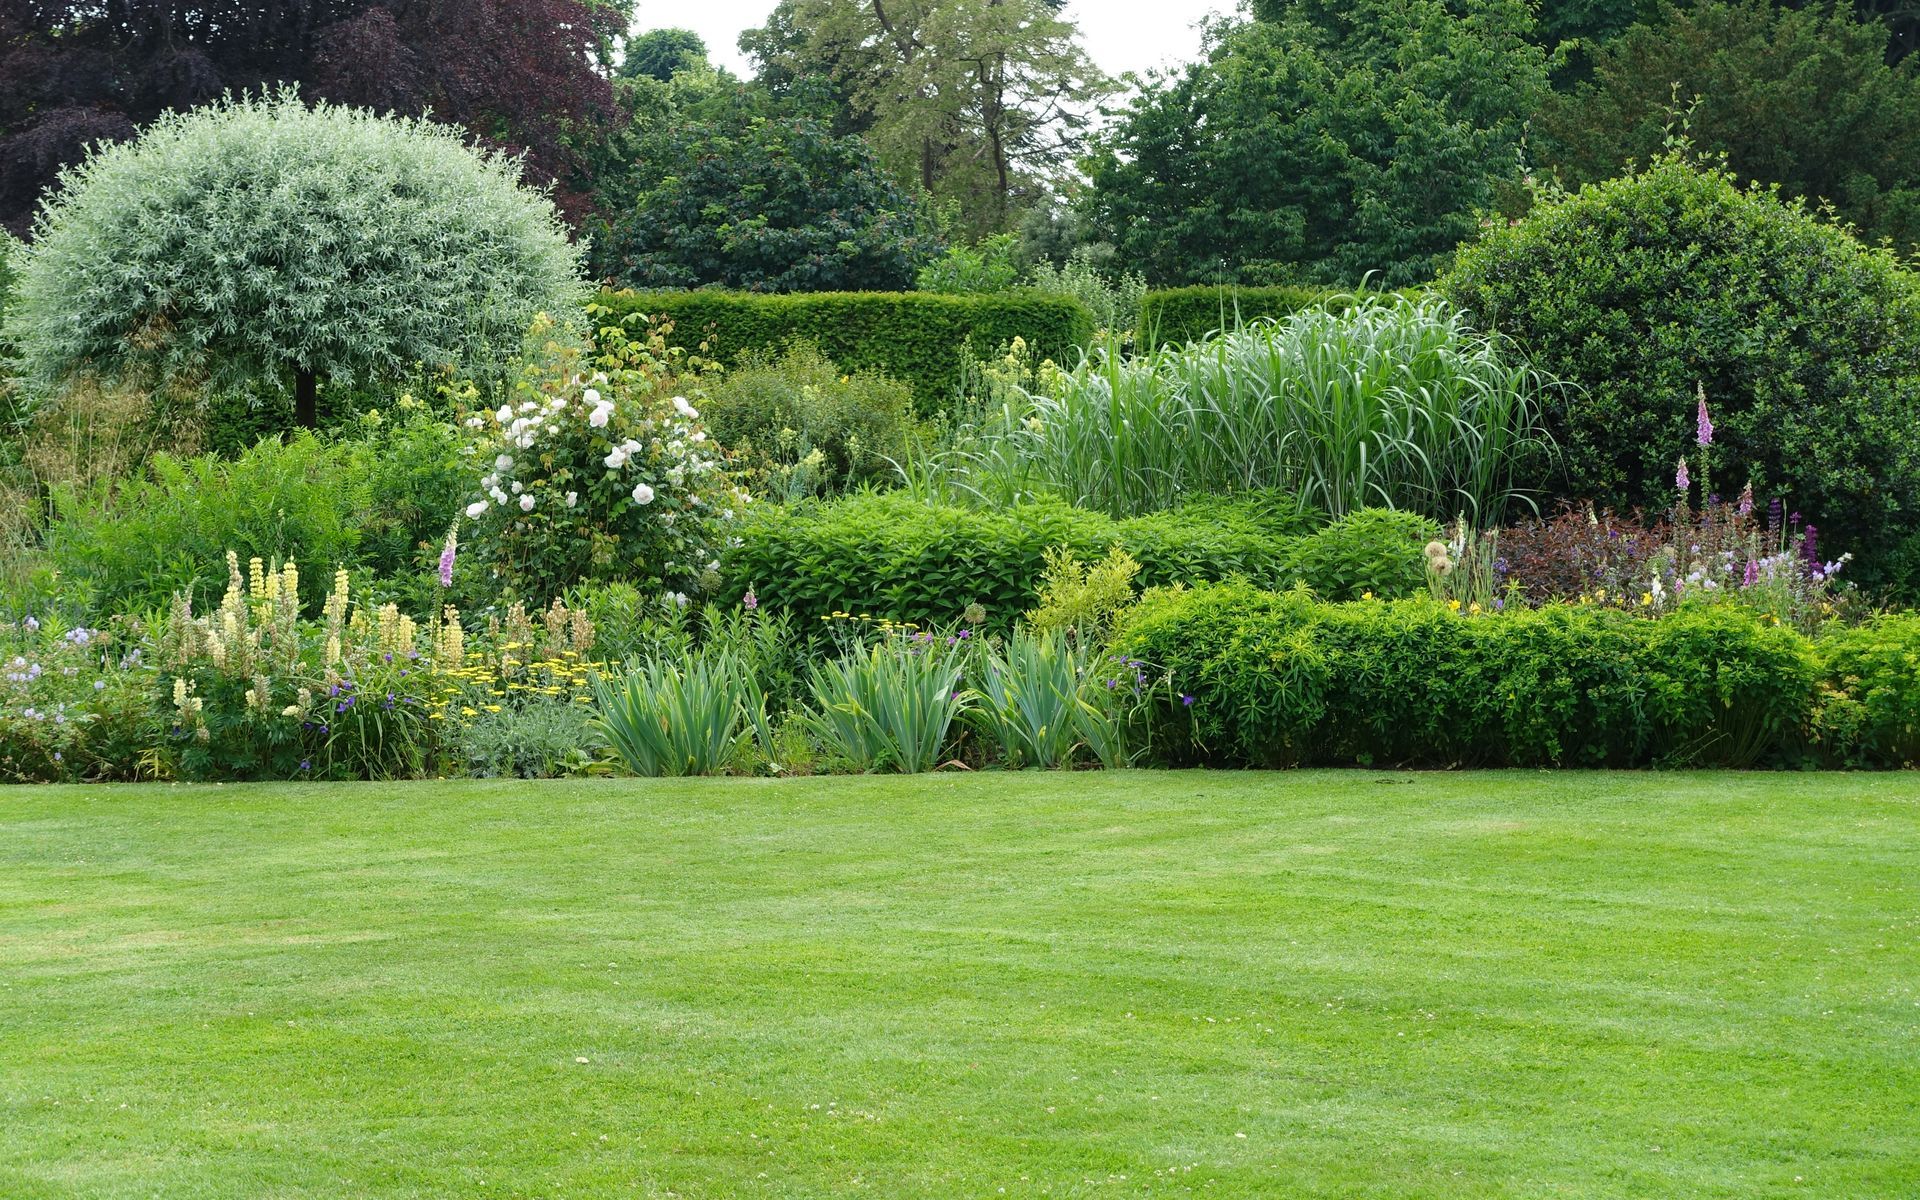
[{"left": 1, "top": 771, "right": 1916, "bottom": 1198}]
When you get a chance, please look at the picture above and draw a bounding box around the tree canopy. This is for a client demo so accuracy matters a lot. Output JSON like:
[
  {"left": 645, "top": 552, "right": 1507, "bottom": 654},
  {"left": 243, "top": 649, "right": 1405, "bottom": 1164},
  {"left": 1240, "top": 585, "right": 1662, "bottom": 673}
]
[
  {"left": 1082, "top": 0, "right": 1547, "bottom": 286},
  {"left": 0, "top": 0, "right": 621, "bottom": 236},
  {"left": 4, "top": 92, "right": 584, "bottom": 427}
]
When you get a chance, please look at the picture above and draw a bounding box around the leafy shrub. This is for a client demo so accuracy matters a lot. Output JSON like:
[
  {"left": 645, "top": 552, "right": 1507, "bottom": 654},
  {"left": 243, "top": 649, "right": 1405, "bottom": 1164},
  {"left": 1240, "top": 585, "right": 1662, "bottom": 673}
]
[
  {"left": 457, "top": 311, "right": 749, "bottom": 602},
  {"left": 1814, "top": 613, "right": 1920, "bottom": 767},
  {"left": 1112, "top": 583, "right": 1822, "bottom": 768},
  {"left": 1028, "top": 249, "right": 1148, "bottom": 340},
  {"left": 591, "top": 288, "right": 1094, "bottom": 410},
  {"left": 5, "top": 90, "right": 582, "bottom": 433},
  {"left": 0, "top": 615, "right": 156, "bottom": 783},
  {"left": 702, "top": 344, "right": 919, "bottom": 501},
  {"left": 1024, "top": 546, "right": 1142, "bottom": 640},
  {"left": 950, "top": 294, "right": 1554, "bottom": 523},
  {"left": 1137, "top": 284, "right": 1348, "bottom": 348},
  {"left": 1441, "top": 153, "right": 1920, "bottom": 577},
  {"left": 721, "top": 492, "right": 1424, "bottom": 632},
  {"left": 917, "top": 234, "right": 1023, "bottom": 294}
]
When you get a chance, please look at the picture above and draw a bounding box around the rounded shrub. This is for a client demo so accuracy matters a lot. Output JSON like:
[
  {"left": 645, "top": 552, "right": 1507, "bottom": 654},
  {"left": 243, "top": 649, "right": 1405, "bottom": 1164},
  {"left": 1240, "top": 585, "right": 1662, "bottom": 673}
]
[
  {"left": 1441, "top": 154, "right": 1920, "bottom": 581},
  {"left": 4, "top": 89, "right": 583, "bottom": 436}
]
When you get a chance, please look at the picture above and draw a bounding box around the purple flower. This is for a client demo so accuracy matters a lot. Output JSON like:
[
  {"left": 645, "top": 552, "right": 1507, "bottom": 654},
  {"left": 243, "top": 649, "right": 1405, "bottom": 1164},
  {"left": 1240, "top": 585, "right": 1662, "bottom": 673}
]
[
  {"left": 1801, "top": 524, "right": 1819, "bottom": 569},
  {"left": 299, "top": 760, "right": 311, "bottom": 772},
  {"left": 742, "top": 590, "right": 758, "bottom": 611},
  {"left": 1696, "top": 396, "right": 1714, "bottom": 447},
  {"left": 1674, "top": 457, "right": 1690, "bottom": 494},
  {"left": 1742, "top": 559, "right": 1759, "bottom": 588},
  {"left": 1768, "top": 497, "right": 1783, "bottom": 531},
  {"left": 1737, "top": 483, "right": 1753, "bottom": 518},
  {"left": 1181, "top": 694, "right": 1195, "bottom": 707}
]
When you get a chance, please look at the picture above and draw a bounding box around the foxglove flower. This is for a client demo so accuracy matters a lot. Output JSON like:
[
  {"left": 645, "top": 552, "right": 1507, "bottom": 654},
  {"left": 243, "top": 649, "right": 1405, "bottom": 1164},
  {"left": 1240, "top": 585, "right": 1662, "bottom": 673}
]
[
  {"left": 1695, "top": 390, "right": 1714, "bottom": 447},
  {"left": 1675, "top": 456, "right": 1690, "bottom": 493}
]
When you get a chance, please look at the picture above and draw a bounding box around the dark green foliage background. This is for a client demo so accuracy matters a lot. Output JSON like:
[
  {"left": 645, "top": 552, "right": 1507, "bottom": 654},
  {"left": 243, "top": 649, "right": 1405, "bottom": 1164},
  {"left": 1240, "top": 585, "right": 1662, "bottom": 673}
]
[
  {"left": 594, "top": 288, "right": 1094, "bottom": 409},
  {"left": 1137, "top": 285, "right": 1352, "bottom": 348}
]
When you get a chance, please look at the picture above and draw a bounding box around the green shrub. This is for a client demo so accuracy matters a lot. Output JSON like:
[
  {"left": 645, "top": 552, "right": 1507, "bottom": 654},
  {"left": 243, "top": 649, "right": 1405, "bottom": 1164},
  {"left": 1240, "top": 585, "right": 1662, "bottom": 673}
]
[
  {"left": 44, "top": 412, "right": 469, "bottom": 616},
  {"left": 720, "top": 492, "right": 1424, "bottom": 633},
  {"left": 1027, "top": 250, "right": 1148, "bottom": 339},
  {"left": 592, "top": 288, "right": 1094, "bottom": 410},
  {"left": 702, "top": 344, "right": 920, "bottom": 501},
  {"left": 449, "top": 699, "right": 606, "bottom": 779},
  {"left": 1814, "top": 613, "right": 1920, "bottom": 767},
  {"left": 1441, "top": 154, "right": 1920, "bottom": 578},
  {"left": 917, "top": 234, "right": 1023, "bottom": 294},
  {"left": 5, "top": 90, "right": 582, "bottom": 435},
  {"left": 1138, "top": 284, "right": 1349, "bottom": 348},
  {"left": 1112, "top": 585, "right": 1822, "bottom": 768}
]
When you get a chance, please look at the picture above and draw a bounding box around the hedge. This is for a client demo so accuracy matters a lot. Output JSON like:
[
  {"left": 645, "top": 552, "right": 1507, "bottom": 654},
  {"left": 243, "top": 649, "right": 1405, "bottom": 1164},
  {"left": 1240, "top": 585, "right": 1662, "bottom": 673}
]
[
  {"left": 718, "top": 492, "right": 1435, "bottom": 633},
  {"left": 592, "top": 288, "right": 1094, "bottom": 408},
  {"left": 1138, "top": 285, "right": 1348, "bottom": 347},
  {"left": 1110, "top": 583, "right": 1904, "bottom": 769}
]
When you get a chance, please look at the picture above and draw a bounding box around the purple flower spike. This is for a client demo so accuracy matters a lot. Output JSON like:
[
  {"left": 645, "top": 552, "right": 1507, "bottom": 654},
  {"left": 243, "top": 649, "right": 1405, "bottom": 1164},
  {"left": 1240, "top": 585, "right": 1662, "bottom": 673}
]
[
  {"left": 1674, "top": 456, "right": 1690, "bottom": 494},
  {"left": 1696, "top": 395, "right": 1714, "bottom": 447}
]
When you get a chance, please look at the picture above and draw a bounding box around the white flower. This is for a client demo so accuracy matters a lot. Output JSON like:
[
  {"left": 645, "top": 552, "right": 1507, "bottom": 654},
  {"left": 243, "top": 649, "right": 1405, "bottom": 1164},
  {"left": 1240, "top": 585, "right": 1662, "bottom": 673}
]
[
  {"left": 583, "top": 388, "right": 601, "bottom": 405},
  {"left": 631, "top": 483, "right": 656, "bottom": 505},
  {"left": 672, "top": 396, "right": 698, "bottom": 419},
  {"left": 465, "top": 500, "right": 489, "bottom": 519},
  {"left": 490, "top": 488, "right": 509, "bottom": 505},
  {"left": 496, "top": 405, "right": 512, "bottom": 423},
  {"left": 519, "top": 494, "right": 536, "bottom": 512},
  {"left": 668, "top": 591, "right": 688, "bottom": 608},
  {"left": 511, "top": 481, "right": 523, "bottom": 494},
  {"left": 589, "top": 405, "right": 611, "bottom": 429},
  {"left": 565, "top": 491, "right": 578, "bottom": 508},
  {"left": 495, "top": 454, "right": 514, "bottom": 472},
  {"left": 519, "top": 401, "right": 537, "bottom": 413},
  {"left": 604, "top": 446, "right": 629, "bottom": 469},
  {"left": 691, "top": 430, "right": 708, "bottom": 443}
]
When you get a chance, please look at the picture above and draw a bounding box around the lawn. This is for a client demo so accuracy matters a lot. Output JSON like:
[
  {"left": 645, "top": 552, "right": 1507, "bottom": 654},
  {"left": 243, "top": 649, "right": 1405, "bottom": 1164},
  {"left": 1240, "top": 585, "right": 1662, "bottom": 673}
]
[{"left": 2, "top": 772, "right": 1916, "bottom": 1199}]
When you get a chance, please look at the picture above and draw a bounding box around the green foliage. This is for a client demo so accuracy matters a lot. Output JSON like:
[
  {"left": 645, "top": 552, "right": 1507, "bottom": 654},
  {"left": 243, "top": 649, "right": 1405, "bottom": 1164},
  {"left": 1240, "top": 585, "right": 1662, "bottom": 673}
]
[
  {"left": 1082, "top": 0, "right": 1547, "bottom": 285},
  {"left": 592, "top": 288, "right": 1094, "bottom": 410},
  {"left": 618, "top": 27, "right": 708, "bottom": 81},
  {"left": 949, "top": 295, "right": 1555, "bottom": 524},
  {"left": 5, "top": 91, "right": 583, "bottom": 423},
  {"left": 588, "top": 110, "right": 941, "bottom": 293},
  {"left": 1024, "top": 546, "right": 1141, "bottom": 641},
  {"left": 917, "top": 235, "right": 1024, "bottom": 294},
  {"left": 0, "top": 616, "right": 156, "bottom": 783},
  {"left": 42, "top": 411, "right": 468, "bottom": 617},
  {"left": 964, "top": 630, "right": 1133, "bottom": 769},
  {"left": 1113, "top": 584, "right": 1821, "bottom": 768},
  {"left": 720, "top": 492, "right": 1426, "bottom": 633},
  {"left": 448, "top": 698, "right": 605, "bottom": 779},
  {"left": 801, "top": 639, "right": 969, "bottom": 773},
  {"left": 1441, "top": 154, "right": 1920, "bottom": 573},
  {"left": 1137, "top": 284, "right": 1349, "bottom": 348},
  {"left": 1026, "top": 249, "right": 1148, "bottom": 339},
  {"left": 592, "top": 649, "right": 773, "bottom": 777},
  {"left": 1814, "top": 612, "right": 1920, "bottom": 767},
  {"left": 1538, "top": 0, "right": 1920, "bottom": 247},
  {"left": 702, "top": 344, "right": 921, "bottom": 501}
]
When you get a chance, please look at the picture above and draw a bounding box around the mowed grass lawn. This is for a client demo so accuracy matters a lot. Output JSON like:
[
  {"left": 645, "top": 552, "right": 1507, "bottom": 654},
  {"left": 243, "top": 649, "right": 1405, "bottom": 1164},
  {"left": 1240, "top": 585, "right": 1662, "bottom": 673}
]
[{"left": 2, "top": 773, "right": 1917, "bottom": 1199}]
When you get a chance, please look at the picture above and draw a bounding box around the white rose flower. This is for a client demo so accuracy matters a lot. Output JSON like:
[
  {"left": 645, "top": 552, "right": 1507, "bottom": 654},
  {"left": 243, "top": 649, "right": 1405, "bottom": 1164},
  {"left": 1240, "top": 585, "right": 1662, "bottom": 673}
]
[
  {"left": 565, "top": 491, "right": 578, "bottom": 508},
  {"left": 583, "top": 388, "right": 601, "bottom": 405},
  {"left": 672, "top": 396, "right": 698, "bottom": 418},
  {"left": 496, "top": 405, "right": 512, "bottom": 423},
  {"left": 519, "top": 494, "right": 536, "bottom": 512},
  {"left": 588, "top": 406, "right": 611, "bottom": 429},
  {"left": 465, "top": 500, "right": 489, "bottom": 519},
  {"left": 495, "top": 454, "right": 514, "bottom": 472},
  {"left": 605, "top": 446, "right": 629, "bottom": 469},
  {"left": 511, "top": 481, "right": 523, "bottom": 494},
  {"left": 632, "top": 483, "right": 656, "bottom": 505}
]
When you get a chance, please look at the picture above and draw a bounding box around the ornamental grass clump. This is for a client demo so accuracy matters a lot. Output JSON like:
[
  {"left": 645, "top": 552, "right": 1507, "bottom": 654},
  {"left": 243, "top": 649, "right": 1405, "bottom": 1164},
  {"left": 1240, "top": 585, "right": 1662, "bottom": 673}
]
[
  {"left": 802, "top": 636, "right": 970, "bottom": 774},
  {"left": 591, "top": 648, "right": 773, "bottom": 778},
  {"left": 947, "top": 294, "right": 1554, "bottom": 523},
  {"left": 458, "top": 308, "right": 751, "bottom": 602}
]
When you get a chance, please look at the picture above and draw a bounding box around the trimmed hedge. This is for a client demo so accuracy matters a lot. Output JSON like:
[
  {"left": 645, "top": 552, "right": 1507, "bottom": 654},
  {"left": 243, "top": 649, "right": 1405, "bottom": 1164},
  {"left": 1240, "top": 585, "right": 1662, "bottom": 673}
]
[
  {"left": 592, "top": 289, "right": 1094, "bottom": 409},
  {"left": 1113, "top": 583, "right": 1872, "bottom": 769},
  {"left": 1138, "top": 285, "right": 1347, "bottom": 347},
  {"left": 719, "top": 492, "right": 1434, "bottom": 633}
]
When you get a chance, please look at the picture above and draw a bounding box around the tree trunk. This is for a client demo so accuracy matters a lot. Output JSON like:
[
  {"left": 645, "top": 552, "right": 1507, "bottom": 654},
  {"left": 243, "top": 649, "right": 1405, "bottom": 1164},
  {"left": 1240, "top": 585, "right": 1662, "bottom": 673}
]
[{"left": 294, "top": 369, "right": 319, "bottom": 430}]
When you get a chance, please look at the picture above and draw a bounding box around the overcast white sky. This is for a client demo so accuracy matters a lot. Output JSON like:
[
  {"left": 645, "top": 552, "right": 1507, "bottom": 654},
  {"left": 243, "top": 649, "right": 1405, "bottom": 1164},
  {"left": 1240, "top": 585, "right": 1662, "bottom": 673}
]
[{"left": 629, "top": 1, "right": 1236, "bottom": 82}]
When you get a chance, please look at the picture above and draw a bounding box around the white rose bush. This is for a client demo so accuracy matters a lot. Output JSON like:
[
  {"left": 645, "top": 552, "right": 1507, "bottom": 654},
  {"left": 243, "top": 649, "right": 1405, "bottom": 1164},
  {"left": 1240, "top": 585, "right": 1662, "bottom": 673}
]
[{"left": 458, "top": 312, "right": 750, "bottom": 601}]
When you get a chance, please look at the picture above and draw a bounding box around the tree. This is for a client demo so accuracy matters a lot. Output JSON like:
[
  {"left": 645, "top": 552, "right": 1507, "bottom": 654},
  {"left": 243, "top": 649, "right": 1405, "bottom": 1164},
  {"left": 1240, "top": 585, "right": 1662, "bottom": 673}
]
[
  {"left": 0, "top": 0, "right": 622, "bottom": 236},
  {"left": 1081, "top": 0, "right": 1547, "bottom": 286},
  {"left": 588, "top": 108, "right": 943, "bottom": 292},
  {"left": 741, "top": 0, "right": 1109, "bottom": 235},
  {"left": 1536, "top": 0, "right": 1920, "bottom": 247},
  {"left": 618, "top": 27, "right": 708, "bottom": 82},
  {"left": 4, "top": 92, "right": 584, "bottom": 429}
]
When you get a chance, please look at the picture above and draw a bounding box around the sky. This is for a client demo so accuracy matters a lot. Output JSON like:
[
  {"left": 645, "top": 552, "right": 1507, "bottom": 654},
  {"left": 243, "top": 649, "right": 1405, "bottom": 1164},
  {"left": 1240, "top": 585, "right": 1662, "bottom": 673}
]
[{"left": 629, "top": 1, "right": 1236, "bottom": 82}]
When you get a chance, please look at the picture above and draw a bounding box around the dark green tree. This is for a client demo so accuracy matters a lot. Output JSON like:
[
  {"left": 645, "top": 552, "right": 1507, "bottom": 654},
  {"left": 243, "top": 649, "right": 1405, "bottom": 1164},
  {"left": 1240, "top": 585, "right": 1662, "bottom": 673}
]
[
  {"left": 617, "top": 27, "right": 709, "bottom": 82},
  {"left": 1537, "top": 0, "right": 1920, "bottom": 247},
  {"left": 1082, "top": 0, "right": 1547, "bottom": 286},
  {"left": 588, "top": 110, "right": 942, "bottom": 291}
]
